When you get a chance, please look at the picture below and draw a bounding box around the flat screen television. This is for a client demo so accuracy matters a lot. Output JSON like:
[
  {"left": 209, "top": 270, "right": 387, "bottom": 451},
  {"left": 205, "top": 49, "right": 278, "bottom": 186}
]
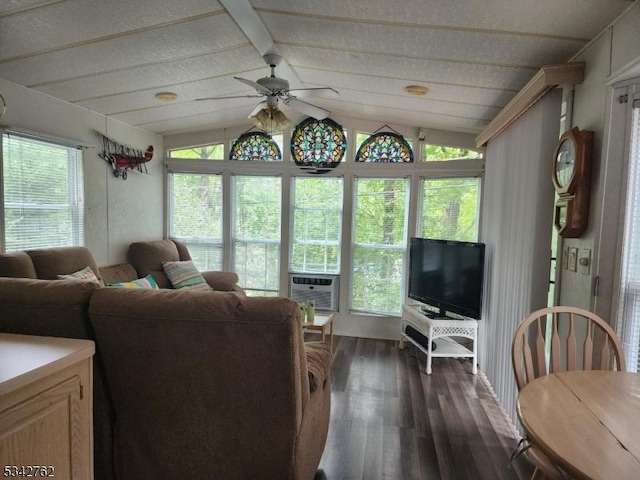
[{"left": 408, "top": 237, "right": 485, "bottom": 320}]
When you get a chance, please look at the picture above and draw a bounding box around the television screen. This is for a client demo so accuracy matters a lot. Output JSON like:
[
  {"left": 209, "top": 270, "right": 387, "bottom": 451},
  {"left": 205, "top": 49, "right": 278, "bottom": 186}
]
[{"left": 408, "top": 237, "right": 485, "bottom": 320}]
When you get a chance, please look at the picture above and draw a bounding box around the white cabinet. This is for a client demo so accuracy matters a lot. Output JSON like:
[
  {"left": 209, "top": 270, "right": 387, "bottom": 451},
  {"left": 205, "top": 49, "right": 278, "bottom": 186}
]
[
  {"left": 0, "top": 334, "right": 94, "bottom": 479},
  {"left": 400, "top": 304, "right": 478, "bottom": 374}
]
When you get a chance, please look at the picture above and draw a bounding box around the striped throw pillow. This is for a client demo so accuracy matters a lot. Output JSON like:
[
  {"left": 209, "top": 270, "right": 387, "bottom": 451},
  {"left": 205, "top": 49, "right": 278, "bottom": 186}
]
[
  {"left": 162, "top": 260, "right": 211, "bottom": 290},
  {"left": 108, "top": 274, "right": 159, "bottom": 289}
]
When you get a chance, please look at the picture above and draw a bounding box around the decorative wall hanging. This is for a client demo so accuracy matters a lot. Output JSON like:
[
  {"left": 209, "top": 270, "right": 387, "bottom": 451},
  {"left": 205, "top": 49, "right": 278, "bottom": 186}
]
[
  {"left": 95, "top": 131, "right": 153, "bottom": 180},
  {"left": 290, "top": 117, "right": 346, "bottom": 173},
  {"left": 229, "top": 130, "right": 281, "bottom": 161},
  {"left": 355, "top": 126, "right": 414, "bottom": 163}
]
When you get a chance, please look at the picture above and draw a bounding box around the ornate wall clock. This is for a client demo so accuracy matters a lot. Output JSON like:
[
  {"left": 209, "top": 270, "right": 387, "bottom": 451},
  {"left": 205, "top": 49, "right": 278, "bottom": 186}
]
[{"left": 552, "top": 127, "right": 593, "bottom": 237}]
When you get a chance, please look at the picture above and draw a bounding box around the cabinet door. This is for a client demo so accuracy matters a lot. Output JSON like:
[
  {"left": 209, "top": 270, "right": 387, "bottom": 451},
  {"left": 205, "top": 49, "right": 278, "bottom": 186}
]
[{"left": 0, "top": 372, "right": 88, "bottom": 479}]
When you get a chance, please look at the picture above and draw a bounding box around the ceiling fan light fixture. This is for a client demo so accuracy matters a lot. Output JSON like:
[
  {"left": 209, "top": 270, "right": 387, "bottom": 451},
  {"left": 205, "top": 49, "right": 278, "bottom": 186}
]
[
  {"left": 250, "top": 105, "right": 291, "bottom": 133},
  {"left": 404, "top": 85, "right": 429, "bottom": 97},
  {"left": 155, "top": 91, "right": 178, "bottom": 101}
]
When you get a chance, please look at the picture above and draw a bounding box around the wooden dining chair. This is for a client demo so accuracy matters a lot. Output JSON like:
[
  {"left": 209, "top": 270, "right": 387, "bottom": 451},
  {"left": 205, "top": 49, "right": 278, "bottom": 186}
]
[{"left": 511, "top": 306, "right": 626, "bottom": 480}]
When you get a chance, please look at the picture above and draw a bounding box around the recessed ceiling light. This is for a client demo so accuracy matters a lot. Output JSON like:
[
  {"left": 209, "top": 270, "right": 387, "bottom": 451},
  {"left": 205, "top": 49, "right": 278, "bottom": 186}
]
[
  {"left": 155, "top": 91, "right": 178, "bottom": 101},
  {"left": 404, "top": 85, "right": 429, "bottom": 97}
]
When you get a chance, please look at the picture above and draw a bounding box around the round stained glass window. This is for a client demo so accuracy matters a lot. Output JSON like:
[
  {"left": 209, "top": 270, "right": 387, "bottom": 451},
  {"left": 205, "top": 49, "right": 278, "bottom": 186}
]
[
  {"left": 355, "top": 132, "right": 414, "bottom": 163},
  {"left": 229, "top": 131, "right": 281, "bottom": 162},
  {"left": 290, "top": 118, "right": 346, "bottom": 169}
]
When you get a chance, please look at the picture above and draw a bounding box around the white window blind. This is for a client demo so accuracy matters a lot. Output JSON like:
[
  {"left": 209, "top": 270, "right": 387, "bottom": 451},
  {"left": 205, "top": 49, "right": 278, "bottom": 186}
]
[
  {"left": 232, "top": 175, "right": 281, "bottom": 296},
  {"left": 2, "top": 132, "right": 84, "bottom": 251},
  {"left": 617, "top": 96, "right": 640, "bottom": 372},
  {"left": 351, "top": 177, "right": 409, "bottom": 315},
  {"left": 167, "top": 172, "right": 223, "bottom": 270},
  {"left": 290, "top": 176, "right": 343, "bottom": 274}
]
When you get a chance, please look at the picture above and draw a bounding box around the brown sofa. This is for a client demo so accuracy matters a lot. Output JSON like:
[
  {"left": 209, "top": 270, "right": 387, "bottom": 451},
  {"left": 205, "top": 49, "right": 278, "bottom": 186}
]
[
  {"left": 0, "top": 244, "right": 331, "bottom": 480},
  {"left": 0, "top": 247, "right": 114, "bottom": 480},
  {"left": 99, "top": 239, "right": 244, "bottom": 294},
  {"left": 89, "top": 288, "right": 331, "bottom": 480}
]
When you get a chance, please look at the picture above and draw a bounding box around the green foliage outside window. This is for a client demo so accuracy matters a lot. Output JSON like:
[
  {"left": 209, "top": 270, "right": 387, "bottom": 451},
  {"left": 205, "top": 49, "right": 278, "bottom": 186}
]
[
  {"left": 420, "top": 178, "right": 480, "bottom": 241},
  {"left": 169, "top": 143, "right": 224, "bottom": 160},
  {"left": 168, "top": 173, "right": 223, "bottom": 270},
  {"left": 423, "top": 144, "right": 482, "bottom": 162},
  {"left": 291, "top": 177, "right": 342, "bottom": 273},
  {"left": 352, "top": 178, "right": 409, "bottom": 314},
  {"left": 233, "top": 176, "right": 281, "bottom": 296}
]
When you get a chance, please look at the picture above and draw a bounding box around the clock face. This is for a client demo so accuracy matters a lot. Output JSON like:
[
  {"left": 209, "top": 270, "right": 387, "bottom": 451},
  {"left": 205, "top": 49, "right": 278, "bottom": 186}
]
[{"left": 555, "top": 138, "right": 576, "bottom": 188}]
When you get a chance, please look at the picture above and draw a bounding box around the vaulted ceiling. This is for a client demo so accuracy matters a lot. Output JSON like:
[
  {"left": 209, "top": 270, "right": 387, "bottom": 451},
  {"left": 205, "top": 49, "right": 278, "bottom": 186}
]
[{"left": 0, "top": 0, "right": 634, "bottom": 137}]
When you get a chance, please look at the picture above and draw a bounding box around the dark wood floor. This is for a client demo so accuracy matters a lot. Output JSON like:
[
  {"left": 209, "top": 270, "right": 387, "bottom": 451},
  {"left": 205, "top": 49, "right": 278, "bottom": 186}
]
[{"left": 307, "top": 335, "right": 534, "bottom": 480}]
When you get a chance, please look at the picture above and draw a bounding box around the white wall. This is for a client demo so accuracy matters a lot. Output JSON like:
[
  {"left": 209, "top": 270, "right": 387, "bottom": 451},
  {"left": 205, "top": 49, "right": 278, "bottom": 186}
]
[
  {"left": 0, "top": 78, "right": 164, "bottom": 265},
  {"left": 560, "top": 2, "right": 640, "bottom": 323}
]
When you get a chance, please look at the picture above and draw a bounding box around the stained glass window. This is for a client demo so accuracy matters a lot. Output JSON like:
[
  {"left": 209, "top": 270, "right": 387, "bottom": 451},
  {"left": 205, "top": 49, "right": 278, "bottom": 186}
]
[
  {"left": 355, "top": 132, "right": 414, "bottom": 163},
  {"left": 229, "top": 131, "right": 282, "bottom": 162},
  {"left": 290, "top": 118, "right": 346, "bottom": 169}
]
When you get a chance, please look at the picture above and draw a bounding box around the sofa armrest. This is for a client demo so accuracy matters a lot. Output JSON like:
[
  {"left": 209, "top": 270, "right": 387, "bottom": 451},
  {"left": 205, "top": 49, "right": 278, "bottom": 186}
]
[
  {"left": 305, "top": 341, "right": 332, "bottom": 393},
  {"left": 201, "top": 270, "right": 240, "bottom": 291}
]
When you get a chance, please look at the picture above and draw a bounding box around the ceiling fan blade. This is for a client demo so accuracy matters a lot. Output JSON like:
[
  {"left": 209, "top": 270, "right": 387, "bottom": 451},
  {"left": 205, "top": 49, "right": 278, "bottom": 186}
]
[
  {"left": 196, "top": 94, "right": 263, "bottom": 101},
  {"left": 282, "top": 97, "right": 330, "bottom": 120},
  {"left": 287, "top": 87, "right": 339, "bottom": 95},
  {"left": 234, "top": 76, "right": 272, "bottom": 95}
]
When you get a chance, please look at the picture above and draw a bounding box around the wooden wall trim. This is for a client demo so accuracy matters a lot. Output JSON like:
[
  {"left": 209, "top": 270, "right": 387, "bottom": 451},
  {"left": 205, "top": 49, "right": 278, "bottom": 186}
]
[{"left": 475, "top": 63, "right": 585, "bottom": 148}]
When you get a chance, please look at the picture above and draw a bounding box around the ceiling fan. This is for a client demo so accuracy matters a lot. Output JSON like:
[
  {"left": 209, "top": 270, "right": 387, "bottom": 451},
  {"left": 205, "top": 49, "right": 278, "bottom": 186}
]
[{"left": 197, "top": 54, "right": 338, "bottom": 131}]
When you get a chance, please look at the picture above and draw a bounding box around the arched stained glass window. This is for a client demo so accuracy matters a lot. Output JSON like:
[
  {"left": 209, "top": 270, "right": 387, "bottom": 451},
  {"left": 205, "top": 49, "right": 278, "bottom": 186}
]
[
  {"left": 229, "top": 131, "right": 282, "bottom": 161},
  {"left": 290, "top": 118, "right": 346, "bottom": 169},
  {"left": 355, "top": 132, "right": 414, "bottom": 163}
]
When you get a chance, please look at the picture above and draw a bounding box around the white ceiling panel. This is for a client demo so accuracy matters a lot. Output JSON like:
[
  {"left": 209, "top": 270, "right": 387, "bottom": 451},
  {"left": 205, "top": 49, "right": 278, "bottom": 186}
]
[
  {"left": 261, "top": 12, "right": 583, "bottom": 68},
  {"left": 253, "top": 0, "right": 632, "bottom": 38},
  {"left": 0, "top": 0, "right": 225, "bottom": 60},
  {"left": 38, "top": 46, "right": 264, "bottom": 102},
  {"left": 280, "top": 45, "right": 534, "bottom": 91},
  {"left": 294, "top": 67, "right": 515, "bottom": 108},
  {"left": 0, "top": 0, "right": 634, "bottom": 136},
  {"left": 0, "top": 15, "right": 246, "bottom": 86}
]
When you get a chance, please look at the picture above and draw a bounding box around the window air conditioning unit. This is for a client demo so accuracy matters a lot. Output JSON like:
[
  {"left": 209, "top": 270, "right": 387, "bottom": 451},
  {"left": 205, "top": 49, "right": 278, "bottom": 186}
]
[{"left": 289, "top": 274, "right": 339, "bottom": 311}]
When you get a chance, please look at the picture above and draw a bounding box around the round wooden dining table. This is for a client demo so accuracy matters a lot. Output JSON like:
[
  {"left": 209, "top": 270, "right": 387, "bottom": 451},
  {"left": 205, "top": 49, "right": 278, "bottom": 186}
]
[{"left": 517, "top": 370, "right": 640, "bottom": 480}]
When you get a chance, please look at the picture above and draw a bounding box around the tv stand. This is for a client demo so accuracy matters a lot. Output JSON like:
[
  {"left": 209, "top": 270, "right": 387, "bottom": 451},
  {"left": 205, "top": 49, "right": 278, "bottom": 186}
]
[{"left": 400, "top": 303, "right": 478, "bottom": 375}]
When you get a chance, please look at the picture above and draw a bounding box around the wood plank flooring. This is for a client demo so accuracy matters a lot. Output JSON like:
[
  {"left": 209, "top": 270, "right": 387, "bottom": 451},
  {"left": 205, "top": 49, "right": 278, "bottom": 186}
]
[{"left": 308, "top": 335, "right": 534, "bottom": 480}]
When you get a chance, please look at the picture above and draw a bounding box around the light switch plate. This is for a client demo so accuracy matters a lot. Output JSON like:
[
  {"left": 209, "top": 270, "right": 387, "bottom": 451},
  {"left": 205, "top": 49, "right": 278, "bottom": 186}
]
[
  {"left": 579, "top": 249, "right": 591, "bottom": 275},
  {"left": 562, "top": 245, "right": 569, "bottom": 270}
]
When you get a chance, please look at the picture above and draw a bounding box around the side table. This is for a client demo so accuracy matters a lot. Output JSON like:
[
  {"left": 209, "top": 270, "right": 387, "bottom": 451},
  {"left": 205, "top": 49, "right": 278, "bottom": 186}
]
[
  {"left": 400, "top": 303, "right": 478, "bottom": 374},
  {"left": 303, "top": 313, "right": 335, "bottom": 351}
]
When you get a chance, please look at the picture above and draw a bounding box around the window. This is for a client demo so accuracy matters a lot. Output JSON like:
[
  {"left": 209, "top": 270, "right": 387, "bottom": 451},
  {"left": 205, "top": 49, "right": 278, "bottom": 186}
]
[
  {"left": 351, "top": 177, "right": 409, "bottom": 314},
  {"left": 418, "top": 177, "right": 481, "bottom": 241},
  {"left": 422, "top": 144, "right": 482, "bottom": 162},
  {"left": 290, "top": 177, "right": 343, "bottom": 273},
  {"left": 616, "top": 86, "right": 640, "bottom": 372},
  {"left": 169, "top": 143, "right": 224, "bottom": 160},
  {"left": 2, "top": 132, "right": 84, "bottom": 251},
  {"left": 232, "top": 175, "right": 281, "bottom": 296},
  {"left": 167, "top": 172, "right": 223, "bottom": 270}
]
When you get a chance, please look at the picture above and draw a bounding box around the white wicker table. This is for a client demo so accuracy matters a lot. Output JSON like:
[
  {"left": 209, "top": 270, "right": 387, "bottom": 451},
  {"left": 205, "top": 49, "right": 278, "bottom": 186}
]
[{"left": 400, "top": 303, "right": 478, "bottom": 375}]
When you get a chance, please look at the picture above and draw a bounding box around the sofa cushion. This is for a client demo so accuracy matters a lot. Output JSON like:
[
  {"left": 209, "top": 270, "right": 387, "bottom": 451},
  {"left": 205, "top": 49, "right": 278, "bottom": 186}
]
[
  {"left": 108, "top": 274, "right": 159, "bottom": 289},
  {"left": 99, "top": 262, "right": 138, "bottom": 285},
  {"left": 201, "top": 271, "right": 240, "bottom": 291},
  {"left": 58, "top": 265, "right": 101, "bottom": 284},
  {"left": 27, "top": 246, "right": 102, "bottom": 284},
  {"left": 128, "top": 240, "right": 181, "bottom": 288},
  {"left": 162, "top": 260, "right": 211, "bottom": 290},
  {"left": 0, "top": 251, "right": 37, "bottom": 278}
]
